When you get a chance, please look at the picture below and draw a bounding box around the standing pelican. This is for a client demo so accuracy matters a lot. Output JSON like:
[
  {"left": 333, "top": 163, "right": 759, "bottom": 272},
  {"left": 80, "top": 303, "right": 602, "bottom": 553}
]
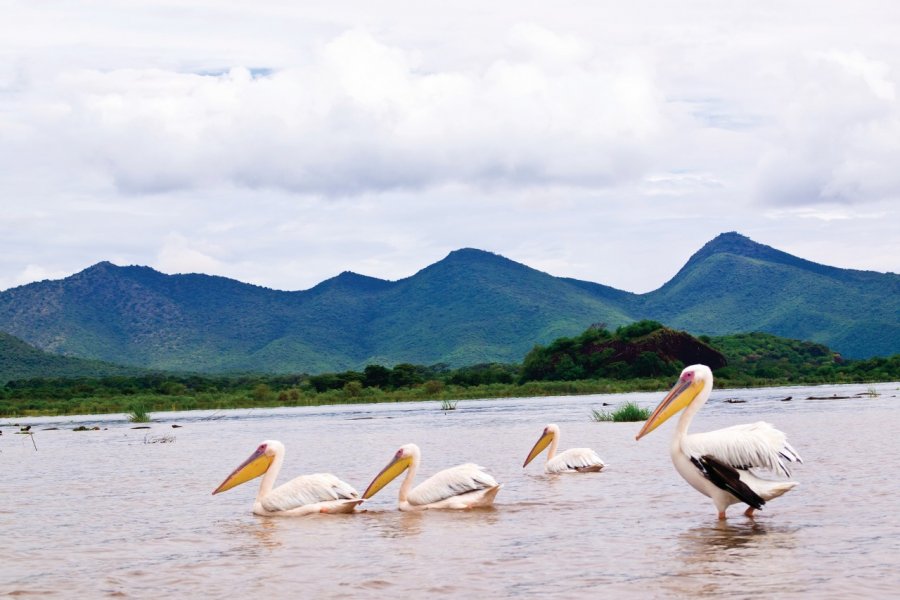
[
  {"left": 362, "top": 443, "right": 501, "bottom": 510},
  {"left": 212, "top": 440, "right": 363, "bottom": 516},
  {"left": 523, "top": 423, "right": 606, "bottom": 473},
  {"left": 636, "top": 365, "right": 802, "bottom": 520}
]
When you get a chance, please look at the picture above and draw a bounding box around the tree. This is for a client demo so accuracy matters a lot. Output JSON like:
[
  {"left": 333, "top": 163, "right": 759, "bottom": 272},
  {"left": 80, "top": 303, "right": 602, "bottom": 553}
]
[
  {"left": 363, "top": 364, "right": 391, "bottom": 388},
  {"left": 389, "top": 363, "right": 424, "bottom": 388}
]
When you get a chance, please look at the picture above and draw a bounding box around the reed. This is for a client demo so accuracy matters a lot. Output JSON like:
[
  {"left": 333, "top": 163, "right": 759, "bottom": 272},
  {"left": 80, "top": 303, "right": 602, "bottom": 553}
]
[
  {"left": 127, "top": 402, "right": 151, "bottom": 423},
  {"left": 591, "top": 401, "right": 650, "bottom": 423},
  {"left": 590, "top": 408, "right": 613, "bottom": 422}
]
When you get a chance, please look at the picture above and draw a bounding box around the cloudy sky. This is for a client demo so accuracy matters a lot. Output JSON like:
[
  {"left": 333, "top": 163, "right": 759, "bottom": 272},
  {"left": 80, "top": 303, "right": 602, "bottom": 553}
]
[{"left": 1, "top": 1, "right": 898, "bottom": 293}]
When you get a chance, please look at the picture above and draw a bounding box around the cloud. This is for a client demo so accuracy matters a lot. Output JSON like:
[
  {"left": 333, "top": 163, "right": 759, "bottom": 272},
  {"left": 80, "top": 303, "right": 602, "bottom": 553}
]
[
  {"left": 155, "top": 233, "right": 225, "bottom": 275},
  {"left": 754, "top": 51, "right": 900, "bottom": 206},
  {"left": 0, "top": 3, "right": 898, "bottom": 295},
  {"left": 6, "top": 28, "right": 665, "bottom": 197}
]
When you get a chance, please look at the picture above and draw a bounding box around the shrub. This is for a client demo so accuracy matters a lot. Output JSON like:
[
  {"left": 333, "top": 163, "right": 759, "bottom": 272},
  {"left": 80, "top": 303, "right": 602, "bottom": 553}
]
[{"left": 591, "top": 401, "right": 650, "bottom": 423}]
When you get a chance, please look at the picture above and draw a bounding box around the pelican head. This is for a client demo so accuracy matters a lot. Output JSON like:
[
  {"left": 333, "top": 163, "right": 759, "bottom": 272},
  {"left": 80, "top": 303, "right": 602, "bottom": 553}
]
[
  {"left": 635, "top": 365, "right": 712, "bottom": 441},
  {"left": 523, "top": 423, "right": 559, "bottom": 467},
  {"left": 212, "top": 440, "right": 281, "bottom": 495},
  {"left": 362, "top": 443, "right": 419, "bottom": 499}
]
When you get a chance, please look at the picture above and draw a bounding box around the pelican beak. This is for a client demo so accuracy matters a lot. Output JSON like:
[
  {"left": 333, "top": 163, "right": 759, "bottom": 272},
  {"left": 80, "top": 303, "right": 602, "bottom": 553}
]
[
  {"left": 635, "top": 376, "right": 703, "bottom": 441},
  {"left": 523, "top": 429, "right": 554, "bottom": 467},
  {"left": 363, "top": 453, "right": 412, "bottom": 499},
  {"left": 212, "top": 447, "right": 273, "bottom": 495}
]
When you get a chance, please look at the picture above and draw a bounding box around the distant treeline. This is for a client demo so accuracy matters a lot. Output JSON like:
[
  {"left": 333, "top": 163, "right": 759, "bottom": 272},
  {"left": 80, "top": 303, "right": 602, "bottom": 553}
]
[{"left": 2, "top": 322, "right": 897, "bottom": 418}]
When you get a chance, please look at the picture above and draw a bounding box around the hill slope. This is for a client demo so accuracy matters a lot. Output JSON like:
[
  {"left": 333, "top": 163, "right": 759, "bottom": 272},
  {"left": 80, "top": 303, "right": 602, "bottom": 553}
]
[
  {"left": 0, "top": 233, "right": 896, "bottom": 373},
  {"left": 640, "top": 233, "right": 899, "bottom": 358},
  {"left": 0, "top": 332, "right": 141, "bottom": 383}
]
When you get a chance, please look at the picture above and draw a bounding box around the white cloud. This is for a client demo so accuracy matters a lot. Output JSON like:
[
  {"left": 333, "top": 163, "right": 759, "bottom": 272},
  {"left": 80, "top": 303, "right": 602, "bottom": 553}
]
[
  {"left": 754, "top": 51, "right": 900, "bottom": 206},
  {"left": 0, "top": 1, "right": 898, "bottom": 294},
  {"left": 155, "top": 233, "right": 225, "bottom": 275},
  {"left": 6, "top": 28, "right": 666, "bottom": 197}
]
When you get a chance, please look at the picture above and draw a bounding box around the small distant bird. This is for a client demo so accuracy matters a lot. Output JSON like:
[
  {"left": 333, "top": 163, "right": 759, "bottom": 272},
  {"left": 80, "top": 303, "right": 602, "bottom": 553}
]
[
  {"left": 523, "top": 423, "right": 606, "bottom": 473},
  {"left": 20, "top": 425, "right": 31, "bottom": 432}
]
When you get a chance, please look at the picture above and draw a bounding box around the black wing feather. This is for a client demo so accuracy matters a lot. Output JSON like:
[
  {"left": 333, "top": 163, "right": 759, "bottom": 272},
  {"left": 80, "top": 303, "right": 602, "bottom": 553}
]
[{"left": 691, "top": 455, "right": 765, "bottom": 510}]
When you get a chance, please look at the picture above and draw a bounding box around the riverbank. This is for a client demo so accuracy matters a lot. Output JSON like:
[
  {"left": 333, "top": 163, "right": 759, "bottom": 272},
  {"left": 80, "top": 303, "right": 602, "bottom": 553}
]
[{"left": 2, "top": 372, "right": 895, "bottom": 419}]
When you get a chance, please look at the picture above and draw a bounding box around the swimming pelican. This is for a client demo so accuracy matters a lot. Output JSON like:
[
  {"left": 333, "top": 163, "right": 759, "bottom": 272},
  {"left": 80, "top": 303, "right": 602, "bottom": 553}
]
[
  {"left": 523, "top": 423, "right": 606, "bottom": 473},
  {"left": 212, "top": 440, "right": 363, "bottom": 516},
  {"left": 636, "top": 364, "right": 802, "bottom": 520},
  {"left": 362, "top": 443, "right": 501, "bottom": 511}
]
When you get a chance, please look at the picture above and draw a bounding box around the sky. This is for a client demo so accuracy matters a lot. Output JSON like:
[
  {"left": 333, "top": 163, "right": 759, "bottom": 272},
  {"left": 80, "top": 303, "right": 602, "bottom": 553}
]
[{"left": 1, "top": 1, "right": 898, "bottom": 293}]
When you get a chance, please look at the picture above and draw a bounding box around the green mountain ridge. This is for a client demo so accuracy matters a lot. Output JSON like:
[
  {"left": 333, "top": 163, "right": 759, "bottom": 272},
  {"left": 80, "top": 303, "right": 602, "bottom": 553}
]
[
  {"left": 0, "top": 332, "right": 143, "bottom": 382},
  {"left": 0, "top": 232, "right": 897, "bottom": 373}
]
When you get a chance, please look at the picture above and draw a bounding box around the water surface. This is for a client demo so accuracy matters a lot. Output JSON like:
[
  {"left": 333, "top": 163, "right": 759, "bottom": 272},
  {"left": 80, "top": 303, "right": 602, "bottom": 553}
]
[{"left": 2, "top": 382, "right": 899, "bottom": 598}]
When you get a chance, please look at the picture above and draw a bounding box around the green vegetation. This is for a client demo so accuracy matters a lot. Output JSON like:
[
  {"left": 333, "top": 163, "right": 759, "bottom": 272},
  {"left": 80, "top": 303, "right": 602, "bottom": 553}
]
[
  {"left": 127, "top": 402, "right": 151, "bottom": 423},
  {"left": 2, "top": 324, "right": 897, "bottom": 418},
  {"left": 591, "top": 402, "right": 651, "bottom": 422},
  {"left": 1, "top": 233, "right": 896, "bottom": 379},
  {"left": 520, "top": 320, "right": 725, "bottom": 382},
  {"left": 0, "top": 332, "right": 141, "bottom": 383}
]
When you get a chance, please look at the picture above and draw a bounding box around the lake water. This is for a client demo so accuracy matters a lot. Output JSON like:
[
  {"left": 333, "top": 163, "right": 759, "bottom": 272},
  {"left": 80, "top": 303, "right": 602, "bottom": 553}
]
[{"left": 2, "top": 381, "right": 899, "bottom": 598}]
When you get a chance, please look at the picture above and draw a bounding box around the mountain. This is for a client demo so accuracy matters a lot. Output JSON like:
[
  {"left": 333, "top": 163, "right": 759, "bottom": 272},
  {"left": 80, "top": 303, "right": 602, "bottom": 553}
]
[
  {"left": 0, "top": 233, "right": 896, "bottom": 373},
  {"left": 0, "top": 332, "right": 141, "bottom": 383},
  {"left": 639, "top": 233, "right": 900, "bottom": 358}
]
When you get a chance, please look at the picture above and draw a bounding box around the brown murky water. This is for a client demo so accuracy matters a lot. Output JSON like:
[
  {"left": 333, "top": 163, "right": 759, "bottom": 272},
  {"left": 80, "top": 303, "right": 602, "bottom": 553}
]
[{"left": 3, "top": 382, "right": 899, "bottom": 598}]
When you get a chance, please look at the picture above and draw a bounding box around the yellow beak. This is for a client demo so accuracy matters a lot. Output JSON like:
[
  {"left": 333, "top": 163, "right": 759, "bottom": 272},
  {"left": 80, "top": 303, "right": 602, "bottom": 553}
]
[
  {"left": 523, "top": 430, "right": 554, "bottom": 467},
  {"left": 212, "top": 447, "right": 274, "bottom": 495},
  {"left": 635, "top": 377, "right": 702, "bottom": 440},
  {"left": 363, "top": 454, "right": 412, "bottom": 499}
]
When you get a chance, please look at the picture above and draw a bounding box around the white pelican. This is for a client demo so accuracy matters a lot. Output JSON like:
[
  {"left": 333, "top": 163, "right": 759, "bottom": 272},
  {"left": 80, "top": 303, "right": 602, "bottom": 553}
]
[
  {"left": 636, "top": 364, "right": 802, "bottom": 520},
  {"left": 212, "top": 440, "right": 363, "bottom": 516},
  {"left": 362, "top": 443, "right": 501, "bottom": 511},
  {"left": 523, "top": 423, "right": 606, "bottom": 473}
]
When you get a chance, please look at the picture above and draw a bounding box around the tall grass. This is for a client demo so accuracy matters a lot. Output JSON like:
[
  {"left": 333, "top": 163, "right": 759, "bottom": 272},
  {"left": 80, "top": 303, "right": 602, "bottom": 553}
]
[
  {"left": 591, "top": 401, "right": 651, "bottom": 423},
  {"left": 128, "top": 402, "right": 151, "bottom": 423},
  {"left": 440, "top": 399, "right": 458, "bottom": 410}
]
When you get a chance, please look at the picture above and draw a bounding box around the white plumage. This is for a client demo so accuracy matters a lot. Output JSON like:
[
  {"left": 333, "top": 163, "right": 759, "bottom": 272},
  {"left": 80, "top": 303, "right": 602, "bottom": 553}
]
[
  {"left": 546, "top": 448, "right": 607, "bottom": 474},
  {"left": 363, "top": 443, "right": 502, "bottom": 511},
  {"left": 684, "top": 422, "right": 803, "bottom": 478},
  {"left": 406, "top": 463, "right": 499, "bottom": 506},
  {"left": 261, "top": 473, "right": 361, "bottom": 513},
  {"left": 212, "top": 440, "right": 363, "bottom": 516},
  {"left": 523, "top": 423, "right": 606, "bottom": 474},
  {"left": 636, "top": 364, "right": 803, "bottom": 519}
]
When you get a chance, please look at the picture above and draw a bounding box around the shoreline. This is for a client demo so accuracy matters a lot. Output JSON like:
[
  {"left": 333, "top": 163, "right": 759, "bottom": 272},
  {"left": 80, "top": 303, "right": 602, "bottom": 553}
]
[{"left": 3, "top": 377, "right": 896, "bottom": 423}]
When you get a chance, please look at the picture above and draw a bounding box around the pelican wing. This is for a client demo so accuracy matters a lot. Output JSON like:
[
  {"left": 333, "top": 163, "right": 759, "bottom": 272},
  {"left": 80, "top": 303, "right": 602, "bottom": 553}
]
[
  {"left": 261, "top": 473, "right": 359, "bottom": 513},
  {"left": 684, "top": 421, "right": 803, "bottom": 477},
  {"left": 546, "top": 448, "right": 605, "bottom": 473},
  {"left": 407, "top": 463, "right": 498, "bottom": 507},
  {"left": 690, "top": 455, "right": 766, "bottom": 509}
]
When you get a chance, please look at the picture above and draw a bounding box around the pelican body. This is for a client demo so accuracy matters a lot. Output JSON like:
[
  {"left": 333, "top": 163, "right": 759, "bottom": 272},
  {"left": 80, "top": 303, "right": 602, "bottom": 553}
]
[
  {"left": 523, "top": 423, "right": 606, "bottom": 473},
  {"left": 636, "top": 365, "right": 802, "bottom": 519},
  {"left": 362, "top": 443, "right": 501, "bottom": 511},
  {"left": 212, "top": 440, "right": 363, "bottom": 516}
]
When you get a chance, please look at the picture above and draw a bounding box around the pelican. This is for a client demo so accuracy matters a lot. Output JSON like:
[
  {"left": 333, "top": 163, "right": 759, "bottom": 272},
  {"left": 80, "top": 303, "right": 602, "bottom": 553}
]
[
  {"left": 523, "top": 423, "right": 606, "bottom": 473},
  {"left": 362, "top": 443, "right": 501, "bottom": 510},
  {"left": 212, "top": 440, "right": 363, "bottom": 516},
  {"left": 636, "top": 364, "right": 802, "bottom": 520}
]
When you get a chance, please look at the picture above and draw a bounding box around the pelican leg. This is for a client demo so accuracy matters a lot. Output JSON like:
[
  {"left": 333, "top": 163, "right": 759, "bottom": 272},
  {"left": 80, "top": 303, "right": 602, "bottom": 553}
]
[
  {"left": 717, "top": 511, "right": 727, "bottom": 520},
  {"left": 744, "top": 507, "right": 756, "bottom": 518}
]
